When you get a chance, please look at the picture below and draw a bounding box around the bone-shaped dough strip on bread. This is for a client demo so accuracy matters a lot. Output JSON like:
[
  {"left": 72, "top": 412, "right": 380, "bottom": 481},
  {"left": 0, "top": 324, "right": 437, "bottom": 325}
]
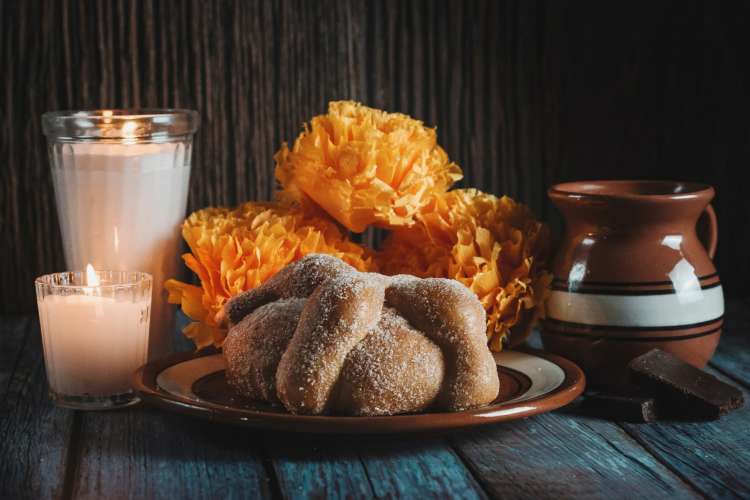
[
  {"left": 384, "top": 275, "right": 500, "bottom": 410},
  {"left": 275, "top": 273, "right": 386, "bottom": 414},
  {"left": 220, "top": 254, "right": 356, "bottom": 325}
]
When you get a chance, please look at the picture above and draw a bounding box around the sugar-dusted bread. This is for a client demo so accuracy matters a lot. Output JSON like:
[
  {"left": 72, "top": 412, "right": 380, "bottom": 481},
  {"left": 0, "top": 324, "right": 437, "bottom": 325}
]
[{"left": 221, "top": 254, "right": 499, "bottom": 416}]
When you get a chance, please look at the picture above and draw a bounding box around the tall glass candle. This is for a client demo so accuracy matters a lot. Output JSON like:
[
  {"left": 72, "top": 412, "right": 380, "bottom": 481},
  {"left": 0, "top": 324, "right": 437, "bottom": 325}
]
[
  {"left": 35, "top": 268, "right": 152, "bottom": 409},
  {"left": 42, "top": 110, "right": 199, "bottom": 360}
]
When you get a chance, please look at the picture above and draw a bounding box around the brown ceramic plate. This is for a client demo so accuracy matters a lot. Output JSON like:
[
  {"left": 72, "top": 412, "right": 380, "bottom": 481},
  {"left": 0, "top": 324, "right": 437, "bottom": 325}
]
[{"left": 132, "top": 349, "right": 585, "bottom": 434}]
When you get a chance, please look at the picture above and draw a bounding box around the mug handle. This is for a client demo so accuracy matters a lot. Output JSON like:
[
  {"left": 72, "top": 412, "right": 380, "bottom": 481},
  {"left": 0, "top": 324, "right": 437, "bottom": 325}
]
[{"left": 697, "top": 203, "right": 718, "bottom": 259}]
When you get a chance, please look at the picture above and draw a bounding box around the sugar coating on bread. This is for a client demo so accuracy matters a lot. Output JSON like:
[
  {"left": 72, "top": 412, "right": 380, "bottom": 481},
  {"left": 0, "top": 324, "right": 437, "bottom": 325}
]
[
  {"left": 276, "top": 272, "right": 385, "bottom": 414},
  {"left": 384, "top": 275, "right": 499, "bottom": 410},
  {"left": 335, "top": 307, "right": 445, "bottom": 415},
  {"left": 224, "top": 253, "right": 355, "bottom": 325},
  {"left": 222, "top": 253, "right": 500, "bottom": 416},
  {"left": 223, "top": 298, "right": 305, "bottom": 402}
]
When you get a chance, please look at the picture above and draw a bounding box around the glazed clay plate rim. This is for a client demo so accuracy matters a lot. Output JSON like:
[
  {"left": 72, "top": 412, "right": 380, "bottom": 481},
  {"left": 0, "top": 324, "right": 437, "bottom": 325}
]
[{"left": 132, "top": 348, "right": 585, "bottom": 434}]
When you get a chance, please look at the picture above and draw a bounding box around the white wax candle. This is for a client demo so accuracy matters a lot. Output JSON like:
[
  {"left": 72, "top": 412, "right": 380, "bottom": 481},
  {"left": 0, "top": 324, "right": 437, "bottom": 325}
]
[
  {"left": 53, "top": 142, "right": 191, "bottom": 359},
  {"left": 38, "top": 294, "right": 150, "bottom": 396}
]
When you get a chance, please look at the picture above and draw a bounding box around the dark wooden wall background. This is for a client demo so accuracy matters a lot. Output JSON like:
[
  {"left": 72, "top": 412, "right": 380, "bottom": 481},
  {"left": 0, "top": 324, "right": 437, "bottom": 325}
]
[{"left": 2, "top": 0, "right": 749, "bottom": 313}]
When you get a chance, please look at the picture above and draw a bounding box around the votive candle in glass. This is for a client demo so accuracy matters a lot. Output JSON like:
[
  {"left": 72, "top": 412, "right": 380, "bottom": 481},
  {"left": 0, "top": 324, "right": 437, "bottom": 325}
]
[
  {"left": 35, "top": 267, "right": 152, "bottom": 410},
  {"left": 41, "top": 109, "right": 199, "bottom": 361}
]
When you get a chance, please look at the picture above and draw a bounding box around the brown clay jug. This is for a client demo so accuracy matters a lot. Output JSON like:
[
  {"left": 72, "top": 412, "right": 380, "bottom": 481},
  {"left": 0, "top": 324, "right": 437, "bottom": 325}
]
[{"left": 543, "top": 180, "right": 722, "bottom": 387}]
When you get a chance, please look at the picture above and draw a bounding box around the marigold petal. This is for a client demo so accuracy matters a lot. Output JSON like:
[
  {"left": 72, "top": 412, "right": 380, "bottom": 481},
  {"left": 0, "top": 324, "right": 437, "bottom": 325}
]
[
  {"left": 183, "top": 322, "right": 225, "bottom": 351},
  {"left": 275, "top": 101, "right": 462, "bottom": 232},
  {"left": 167, "top": 200, "right": 375, "bottom": 349},
  {"left": 378, "top": 188, "right": 551, "bottom": 351}
]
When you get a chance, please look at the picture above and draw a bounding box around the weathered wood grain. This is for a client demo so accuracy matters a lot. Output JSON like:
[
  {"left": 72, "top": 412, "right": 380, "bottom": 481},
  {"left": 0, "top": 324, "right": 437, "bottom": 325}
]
[
  {"left": 525, "top": 298, "right": 750, "bottom": 498},
  {"left": 4, "top": 301, "right": 750, "bottom": 498},
  {"left": 264, "top": 433, "right": 374, "bottom": 499},
  {"left": 356, "top": 436, "right": 486, "bottom": 500},
  {"left": 0, "top": 319, "right": 75, "bottom": 499},
  {"left": 265, "top": 432, "right": 486, "bottom": 499},
  {"left": 619, "top": 369, "right": 750, "bottom": 499},
  {"left": 611, "top": 298, "right": 750, "bottom": 499},
  {"left": 520, "top": 300, "right": 750, "bottom": 498},
  {"left": 5, "top": 0, "right": 748, "bottom": 314},
  {"left": 71, "top": 408, "right": 273, "bottom": 500},
  {"left": 0, "top": 316, "right": 30, "bottom": 400},
  {"left": 709, "top": 298, "right": 750, "bottom": 388},
  {"left": 450, "top": 410, "right": 700, "bottom": 499},
  {"left": 514, "top": 301, "right": 750, "bottom": 499},
  {"left": 69, "top": 309, "right": 272, "bottom": 499}
]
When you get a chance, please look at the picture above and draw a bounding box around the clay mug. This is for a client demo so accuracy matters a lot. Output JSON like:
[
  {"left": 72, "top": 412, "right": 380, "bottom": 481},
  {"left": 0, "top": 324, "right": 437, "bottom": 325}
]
[{"left": 543, "top": 180, "right": 723, "bottom": 387}]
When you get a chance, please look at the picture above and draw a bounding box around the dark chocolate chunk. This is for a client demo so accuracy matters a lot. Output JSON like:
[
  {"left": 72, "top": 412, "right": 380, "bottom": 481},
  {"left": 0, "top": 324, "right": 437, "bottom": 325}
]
[
  {"left": 628, "top": 349, "right": 744, "bottom": 420},
  {"left": 580, "top": 392, "right": 659, "bottom": 422}
]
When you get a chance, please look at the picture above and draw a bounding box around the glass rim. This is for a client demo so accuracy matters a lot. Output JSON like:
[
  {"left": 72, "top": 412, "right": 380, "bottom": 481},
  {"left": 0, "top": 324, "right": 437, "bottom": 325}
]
[
  {"left": 41, "top": 108, "right": 200, "bottom": 140},
  {"left": 35, "top": 270, "right": 153, "bottom": 290}
]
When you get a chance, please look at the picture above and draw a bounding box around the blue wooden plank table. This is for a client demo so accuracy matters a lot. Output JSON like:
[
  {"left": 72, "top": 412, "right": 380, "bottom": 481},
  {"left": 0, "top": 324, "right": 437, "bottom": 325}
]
[{"left": 2, "top": 299, "right": 749, "bottom": 499}]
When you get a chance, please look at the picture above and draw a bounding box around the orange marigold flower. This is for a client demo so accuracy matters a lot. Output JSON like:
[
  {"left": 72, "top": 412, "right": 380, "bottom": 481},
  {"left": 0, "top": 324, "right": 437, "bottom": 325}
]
[
  {"left": 275, "top": 101, "right": 463, "bottom": 232},
  {"left": 378, "top": 189, "right": 552, "bottom": 351},
  {"left": 165, "top": 201, "right": 375, "bottom": 349}
]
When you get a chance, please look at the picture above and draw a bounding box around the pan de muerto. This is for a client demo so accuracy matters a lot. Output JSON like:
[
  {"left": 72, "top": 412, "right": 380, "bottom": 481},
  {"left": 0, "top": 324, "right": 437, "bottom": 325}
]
[{"left": 221, "top": 254, "right": 499, "bottom": 416}]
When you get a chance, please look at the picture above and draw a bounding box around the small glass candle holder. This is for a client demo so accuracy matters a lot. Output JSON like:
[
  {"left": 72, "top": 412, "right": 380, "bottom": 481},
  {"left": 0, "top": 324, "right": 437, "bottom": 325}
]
[{"left": 35, "top": 269, "right": 152, "bottom": 410}]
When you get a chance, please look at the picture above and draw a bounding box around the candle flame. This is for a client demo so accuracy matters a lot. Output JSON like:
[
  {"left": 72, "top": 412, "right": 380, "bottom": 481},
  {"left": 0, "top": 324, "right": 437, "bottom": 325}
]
[
  {"left": 122, "top": 120, "right": 138, "bottom": 138},
  {"left": 86, "top": 264, "right": 101, "bottom": 287}
]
